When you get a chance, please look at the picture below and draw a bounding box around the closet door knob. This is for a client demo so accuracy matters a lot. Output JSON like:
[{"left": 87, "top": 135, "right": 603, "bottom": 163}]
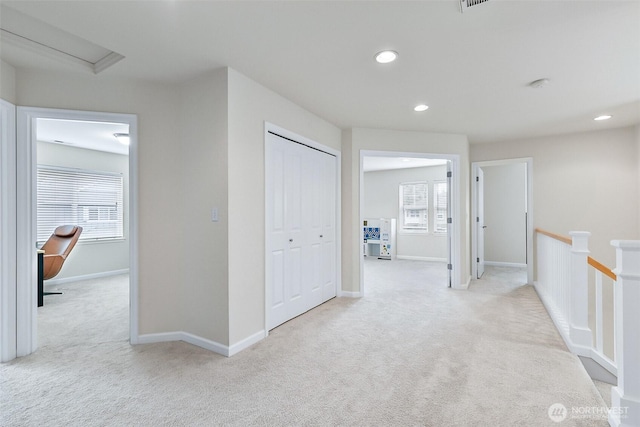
[
  {"left": 320, "top": 235, "right": 323, "bottom": 238},
  {"left": 289, "top": 239, "right": 293, "bottom": 243}
]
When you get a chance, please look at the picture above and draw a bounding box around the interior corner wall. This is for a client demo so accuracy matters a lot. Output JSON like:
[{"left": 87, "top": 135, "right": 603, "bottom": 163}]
[
  {"left": 481, "top": 163, "right": 527, "bottom": 265},
  {"left": 1, "top": 60, "right": 16, "bottom": 103},
  {"left": 637, "top": 125, "right": 640, "bottom": 236},
  {"left": 15, "top": 68, "right": 184, "bottom": 335},
  {"left": 363, "top": 166, "right": 448, "bottom": 260},
  {"left": 37, "top": 141, "right": 130, "bottom": 281},
  {"left": 226, "top": 67, "right": 341, "bottom": 345},
  {"left": 470, "top": 126, "right": 639, "bottom": 267},
  {"left": 178, "top": 68, "right": 230, "bottom": 345},
  {"left": 343, "top": 128, "right": 470, "bottom": 292}
]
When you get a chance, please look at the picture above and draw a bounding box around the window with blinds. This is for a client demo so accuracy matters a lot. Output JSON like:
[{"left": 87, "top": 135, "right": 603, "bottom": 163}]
[
  {"left": 37, "top": 165, "right": 124, "bottom": 243},
  {"left": 434, "top": 181, "right": 448, "bottom": 233},
  {"left": 399, "top": 182, "right": 428, "bottom": 232}
]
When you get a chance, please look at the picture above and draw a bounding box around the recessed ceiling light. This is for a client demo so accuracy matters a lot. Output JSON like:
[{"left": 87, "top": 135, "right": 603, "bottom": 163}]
[
  {"left": 594, "top": 115, "right": 612, "bottom": 121},
  {"left": 529, "top": 78, "right": 550, "bottom": 88},
  {"left": 414, "top": 104, "right": 429, "bottom": 112},
  {"left": 375, "top": 50, "right": 398, "bottom": 64},
  {"left": 401, "top": 158, "right": 412, "bottom": 162}
]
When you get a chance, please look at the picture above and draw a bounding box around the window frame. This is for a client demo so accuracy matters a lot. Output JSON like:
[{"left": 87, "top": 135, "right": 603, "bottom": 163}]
[{"left": 398, "top": 181, "right": 429, "bottom": 234}]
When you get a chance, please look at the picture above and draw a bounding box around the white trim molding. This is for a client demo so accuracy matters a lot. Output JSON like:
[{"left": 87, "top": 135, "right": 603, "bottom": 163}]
[
  {"left": 0, "top": 99, "right": 17, "bottom": 362},
  {"left": 14, "top": 107, "right": 138, "bottom": 358},
  {"left": 44, "top": 269, "right": 130, "bottom": 287},
  {"left": 396, "top": 255, "right": 447, "bottom": 263},
  {"left": 137, "top": 330, "right": 266, "bottom": 358},
  {"left": 484, "top": 261, "right": 527, "bottom": 268}
]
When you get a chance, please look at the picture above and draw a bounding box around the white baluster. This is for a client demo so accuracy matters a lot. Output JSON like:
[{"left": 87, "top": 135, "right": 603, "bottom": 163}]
[
  {"left": 595, "top": 271, "right": 604, "bottom": 354},
  {"left": 569, "top": 231, "right": 592, "bottom": 354}
]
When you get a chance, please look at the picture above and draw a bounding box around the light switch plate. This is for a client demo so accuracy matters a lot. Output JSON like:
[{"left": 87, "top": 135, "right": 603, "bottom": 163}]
[{"left": 211, "top": 208, "right": 218, "bottom": 222}]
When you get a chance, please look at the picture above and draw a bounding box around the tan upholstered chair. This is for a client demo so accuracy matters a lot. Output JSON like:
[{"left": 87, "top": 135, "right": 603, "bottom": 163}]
[{"left": 41, "top": 225, "right": 83, "bottom": 281}]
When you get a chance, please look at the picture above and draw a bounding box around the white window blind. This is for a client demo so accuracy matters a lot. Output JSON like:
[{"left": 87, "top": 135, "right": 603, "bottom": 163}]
[
  {"left": 399, "top": 182, "right": 428, "bottom": 232},
  {"left": 37, "top": 165, "right": 124, "bottom": 243},
  {"left": 434, "top": 181, "right": 448, "bottom": 233}
]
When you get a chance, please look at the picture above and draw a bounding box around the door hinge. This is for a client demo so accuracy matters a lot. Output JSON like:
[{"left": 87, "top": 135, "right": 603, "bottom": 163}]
[
  {"left": 477, "top": 258, "right": 480, "bottom": 263},
  {"left": 447, "top": 264, "right": 453, "bottom": 270},
  {"left": 447, "top": 218, "right": 452, "bottom": 224},
  {"left": 476, "top": 217, "right": 479, "bottom": 222},
  {"left": 447, "top": 171, "right": 452, "bottom": 178},
  {"left": 476, "top": 176, "right": 479, "bottom": 182}
]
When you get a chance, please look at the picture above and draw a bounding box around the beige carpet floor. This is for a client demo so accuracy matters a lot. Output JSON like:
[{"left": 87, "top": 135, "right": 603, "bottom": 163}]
[{"left": 1, "top": 261, "right": 608, "bottom": 426}]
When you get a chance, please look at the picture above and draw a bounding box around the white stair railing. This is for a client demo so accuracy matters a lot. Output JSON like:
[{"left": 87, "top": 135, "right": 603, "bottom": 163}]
[
  {"left": 609, "top": 240, "right": 640, "bottom": 427},
  {"left": 535, "top": 230, "right": 640, "bottom": 427}
]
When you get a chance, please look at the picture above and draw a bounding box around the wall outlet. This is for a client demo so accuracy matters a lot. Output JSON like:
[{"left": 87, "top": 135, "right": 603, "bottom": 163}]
[{"left": 211, "top": 208, "right": 219, "bottom": 222}]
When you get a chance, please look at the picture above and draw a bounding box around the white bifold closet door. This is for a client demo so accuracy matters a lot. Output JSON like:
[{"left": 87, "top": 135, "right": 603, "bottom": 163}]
[{"left": 266, "top": 132, "right": 337, "bottom": 330}]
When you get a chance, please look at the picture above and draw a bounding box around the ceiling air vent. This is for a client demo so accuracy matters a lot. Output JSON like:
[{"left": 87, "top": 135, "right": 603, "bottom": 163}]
[{"left": 459, "top": 0, "right": 489, "bottom": 13}]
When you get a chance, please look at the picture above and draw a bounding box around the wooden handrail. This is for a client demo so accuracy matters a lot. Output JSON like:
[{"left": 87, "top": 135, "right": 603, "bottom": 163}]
[
  {"left": 536, "top": 228, "right": 572, "bottom": 245},
  {"left": 588, "top": 256, "right": 617, "bottom": 281}
]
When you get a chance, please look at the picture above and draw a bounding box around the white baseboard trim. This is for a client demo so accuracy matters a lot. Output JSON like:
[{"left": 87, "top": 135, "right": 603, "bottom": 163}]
[
  {"left": 137, "top": 331, "right": 228, "bottom": 356},
  {"left": 136, "top": 330, "right": 266, "bottom": 358},
  {"left": 45, "top": 268, "right": 129, "bottom": 286},
  {"left": 181, "top": 332, "right": 230, "bottom": 356},
  {"left": 396, "top": 255, "right": 447, "bottom": 262},
  {"left": 228, "top": 330, "right": 266, "bottom": 357},
  {"left": 453, "top": 276, "right": 471, "bottom": 290},
  {"left": 339, "top": 290, "right": 362, "bottom": 298},
  {"left": 484, "top": 261, "right": 527, "bottom": 268}
]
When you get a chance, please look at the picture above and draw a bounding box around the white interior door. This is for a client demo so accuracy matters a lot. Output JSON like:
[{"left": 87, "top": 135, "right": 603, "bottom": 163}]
[
  {"left": 320, "top": 151, "right": 337, "bottom": 301},
  {"left": 476, "top": 167, "right": 486, "bottom": 278},
  {"left": 266, "top": 132, "right": 337, "bottom": 330}
]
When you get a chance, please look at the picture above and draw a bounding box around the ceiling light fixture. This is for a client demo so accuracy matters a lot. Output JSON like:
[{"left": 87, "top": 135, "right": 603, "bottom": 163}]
[
  {"left": 375, "top": 50, "right": 398, "bottom": 64},
  {"left": 528, "top": 78, "right": 550, "bottom": 88},
  {"left": 113, "top": 133, "right": 130, "bottom": 145},
  {"left": 594, "top": 115, "right": 612, "bottom": 121},
  {"left": 414, "top": 104, "right": 429, "bottom": 112}
]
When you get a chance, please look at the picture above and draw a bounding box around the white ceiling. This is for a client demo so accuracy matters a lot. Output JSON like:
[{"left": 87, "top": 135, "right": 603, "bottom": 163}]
[
  {"left": 2, "top": 1, "right": 639, "bottom": 144},
  {"left": 37, "top": 119, "right": 130, "bottom": 155}
]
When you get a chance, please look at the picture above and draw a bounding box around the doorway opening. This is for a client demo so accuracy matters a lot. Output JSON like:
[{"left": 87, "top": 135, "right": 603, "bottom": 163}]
[
  {"left": 360, "top": 151, "right": 461, "bottom": 295},
  {"left": 13, "top": 107, "right": 138, "bottom": 358},
  {"left": 471, "top": 158, "right": 533, "bottom": 285}
]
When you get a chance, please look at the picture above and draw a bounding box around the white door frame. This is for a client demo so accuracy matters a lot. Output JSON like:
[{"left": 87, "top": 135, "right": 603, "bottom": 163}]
[
  {"left": 14, "top": 107, "right": 139, "bottom": 358},
  {"left": 0, "top": 99, "right": 17, "bottom": 362},
  {"left": 264, "top": 122, "right": 342, "bottom": 335},
  {"left": 471, "top": 158, "right": 533, "bottom": 284},
  {"left": 359, "top": 150, "right": 462, "bottom": 292}
]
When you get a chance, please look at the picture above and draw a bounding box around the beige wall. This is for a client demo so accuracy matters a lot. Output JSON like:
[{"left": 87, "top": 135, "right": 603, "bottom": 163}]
[
  {"left": 471, "top": 126, "right": 639, "bottom": 267},
  {"left": 227, "top": 68, "right": 341, "bottom": 344},
  {"left": 16, "top": 67, "right": 184, "bottom": 335},
  {"left": 364, "top": 165, "right": 448, "bottom": 260},
  {"left": 343, "top": 128, "right": 470, "bottom": 292},
  {"left": 37, "top": 141, "right": 130, "bottom": 280},
  {"left": 1, "top": 60, "right": 16, "bottom": 103},
  {"left": 482, "top": 163, "right": 527, "bottom": 265},
  {"left": 178, "top": 69, "right": 230, "bottom": 344}
]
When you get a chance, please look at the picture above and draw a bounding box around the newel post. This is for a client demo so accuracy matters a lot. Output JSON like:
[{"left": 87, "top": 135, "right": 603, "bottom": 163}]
[
  {"left": 609, "top": 240, "right": 640, "bottom": 427},
  {"left": 569, "top": 231, "right": 592, "bottom": 353}
]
